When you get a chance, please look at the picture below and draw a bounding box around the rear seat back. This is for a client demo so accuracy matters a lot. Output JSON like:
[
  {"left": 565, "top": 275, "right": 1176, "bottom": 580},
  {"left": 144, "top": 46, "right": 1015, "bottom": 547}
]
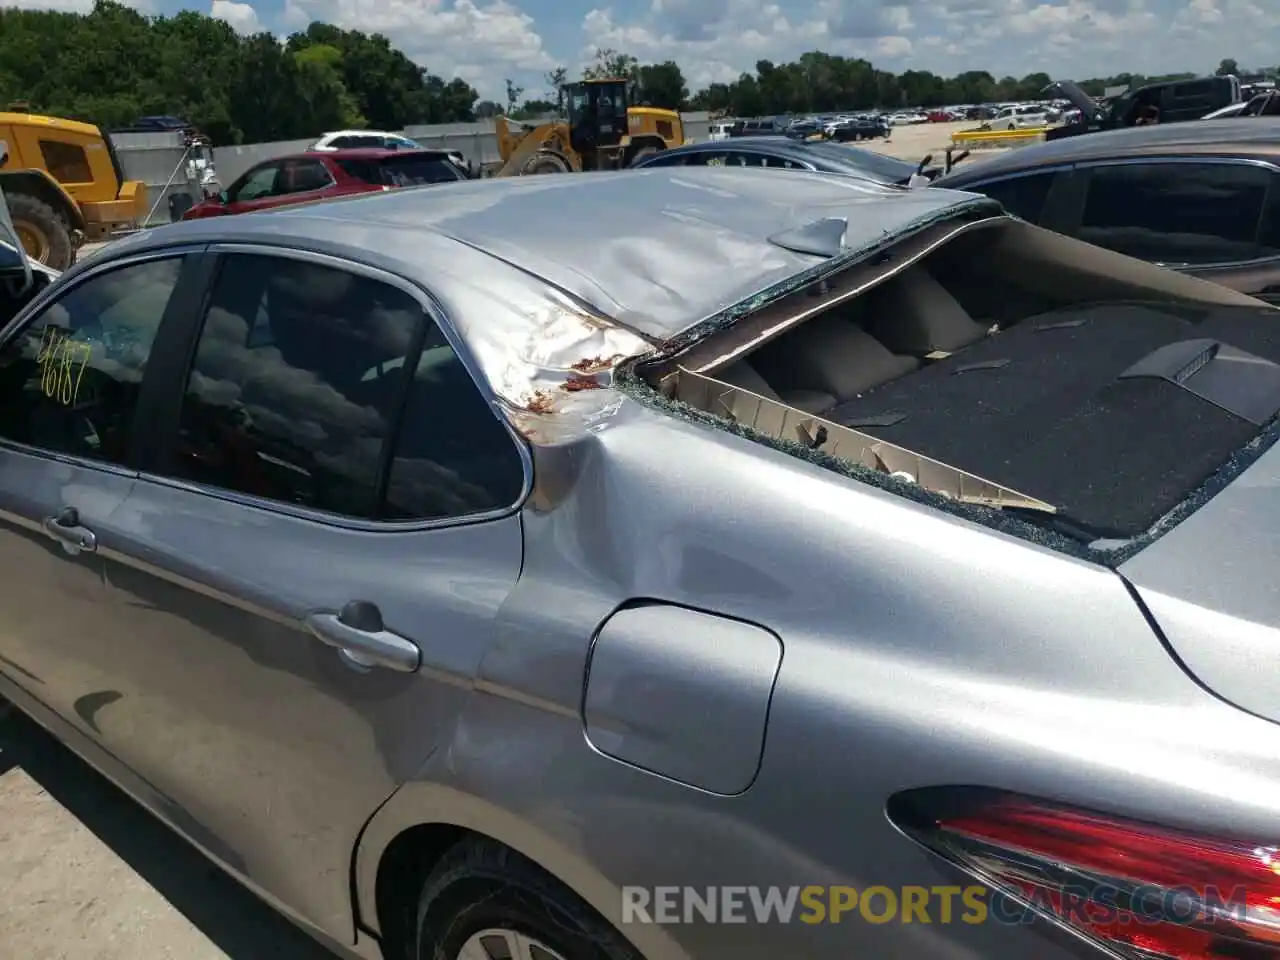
[
  {"left": 752, "top": 313, "right": 919, "bottom": 402},
  {"left": 717, "top": 360, "right": 836, "bottom": 414},
  {"left": 864, "top": 266, "right": 991, "bottom": 355}
]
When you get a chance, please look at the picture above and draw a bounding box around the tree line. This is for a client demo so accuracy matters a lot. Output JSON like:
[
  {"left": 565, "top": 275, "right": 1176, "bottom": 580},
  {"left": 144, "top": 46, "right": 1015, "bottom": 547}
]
[{"left": 0, "top": 0, "right": 1270, "bottom": 145}]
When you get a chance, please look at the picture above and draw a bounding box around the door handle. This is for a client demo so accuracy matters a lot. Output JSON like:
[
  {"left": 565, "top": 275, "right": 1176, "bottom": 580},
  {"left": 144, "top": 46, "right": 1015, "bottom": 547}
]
[
  {"left": 42, "top": 505, "right": 97, "bottom": 555},
  {"left": 305, "top": 600, "right": 420, "bottom": 673}
]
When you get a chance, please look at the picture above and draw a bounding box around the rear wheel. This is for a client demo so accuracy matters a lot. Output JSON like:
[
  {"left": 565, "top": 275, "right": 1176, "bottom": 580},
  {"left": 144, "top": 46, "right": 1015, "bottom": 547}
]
[
  {"left": 7, "top": 193, "right": 74, "bottom": 270},
  {"left": 415, "top": 838, "right": 642, "bottom": 960}
]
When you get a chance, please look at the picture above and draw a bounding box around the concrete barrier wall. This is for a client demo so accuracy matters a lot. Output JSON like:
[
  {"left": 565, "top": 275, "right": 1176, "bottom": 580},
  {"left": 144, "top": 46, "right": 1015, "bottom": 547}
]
[{"left": 113, "top": 112, "right": 716, "bottom": 211}]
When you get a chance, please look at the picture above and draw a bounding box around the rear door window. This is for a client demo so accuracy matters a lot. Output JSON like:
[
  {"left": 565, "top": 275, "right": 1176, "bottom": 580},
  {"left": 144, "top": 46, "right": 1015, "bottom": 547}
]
[
  {"left": 168, "top": 253, "right": 523, "bottom": 521},
  {"left": 1076, "top": 161, "right": 1274, "bottom": 265}
]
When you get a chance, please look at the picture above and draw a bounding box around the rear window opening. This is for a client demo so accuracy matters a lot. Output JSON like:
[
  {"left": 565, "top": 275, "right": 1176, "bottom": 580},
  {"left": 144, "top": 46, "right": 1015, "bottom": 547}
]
[
  {"left": 337, "top": 153, "right": 465, "bottom": 187},
  {"left": 635, "top": 215, "right": 1280, "bottom": 545}
]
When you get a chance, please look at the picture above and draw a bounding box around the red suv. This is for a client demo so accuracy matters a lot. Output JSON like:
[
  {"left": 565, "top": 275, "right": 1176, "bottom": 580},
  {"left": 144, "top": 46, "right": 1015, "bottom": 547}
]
[{"left": 183, "top": 148, "right": 468, "bottom": 219}]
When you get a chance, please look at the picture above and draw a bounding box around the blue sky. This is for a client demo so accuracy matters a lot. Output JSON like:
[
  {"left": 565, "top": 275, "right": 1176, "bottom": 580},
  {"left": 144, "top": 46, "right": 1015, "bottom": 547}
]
[{"left": 10, "top": 0, "right": 1275, "bottom": 101}]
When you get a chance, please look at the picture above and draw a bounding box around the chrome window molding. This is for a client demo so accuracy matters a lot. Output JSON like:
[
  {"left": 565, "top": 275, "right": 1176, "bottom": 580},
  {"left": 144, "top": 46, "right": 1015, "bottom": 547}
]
[
  {"left": 136, "top": 241, "right": 534, "bottom": 534},
  {"left": 1072, "top": 155, "right": 1280, "bottom": 175}
]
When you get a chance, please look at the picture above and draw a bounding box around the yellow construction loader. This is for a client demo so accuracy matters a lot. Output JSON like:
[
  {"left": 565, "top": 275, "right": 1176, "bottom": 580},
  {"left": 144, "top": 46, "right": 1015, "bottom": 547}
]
[
  {"left": 0, "top": 109, "right": 148, "bottom": 269},
  {"left": 493, "top": 78, "right": 685, "bottom": 176}
]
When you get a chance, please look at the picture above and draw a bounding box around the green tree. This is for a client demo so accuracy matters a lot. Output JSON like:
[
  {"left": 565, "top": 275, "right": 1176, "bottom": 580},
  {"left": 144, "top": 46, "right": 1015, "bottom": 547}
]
[
  {"left": 634, "top": 61, "right": 687, "bottom": 110},
  {"left": 584, "top": 48, "right": 638, "bottom": 80}
]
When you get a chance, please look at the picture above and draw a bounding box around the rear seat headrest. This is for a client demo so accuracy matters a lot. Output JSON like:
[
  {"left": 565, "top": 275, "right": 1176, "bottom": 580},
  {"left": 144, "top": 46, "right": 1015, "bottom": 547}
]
[{"left": 866, "top": 266, "right": 990, "bottom": 354}]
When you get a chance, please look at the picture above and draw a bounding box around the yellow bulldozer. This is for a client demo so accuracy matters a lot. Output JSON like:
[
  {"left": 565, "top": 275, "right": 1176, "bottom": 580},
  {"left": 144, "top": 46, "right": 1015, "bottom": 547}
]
[
  {"left": 493, "top": 78, "right": 685, "bottom": 176},
  {"left": 0, "top": 108, "right": 149, "bottom": 269}
]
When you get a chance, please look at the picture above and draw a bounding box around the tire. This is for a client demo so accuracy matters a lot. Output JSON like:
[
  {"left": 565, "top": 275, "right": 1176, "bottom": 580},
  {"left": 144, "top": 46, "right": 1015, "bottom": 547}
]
[
  {"left": 628, "top": 145, "right": 659, "bottom": 168},
  {"left": 522, "top": 152, "right": 571, "bottom": 175},
  {"left": 7, "top": 192, "right": 74, "bottom": 270},
  {"left": 415, "top": 838, "right": 643, "bottom": 960}
]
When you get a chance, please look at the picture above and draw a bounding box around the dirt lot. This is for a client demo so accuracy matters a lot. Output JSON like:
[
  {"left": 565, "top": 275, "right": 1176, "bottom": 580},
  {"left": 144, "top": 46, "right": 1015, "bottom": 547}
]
[
  {"left": 0, "top": 120, "right": 1015, "bottom": 960},
  {"left": 0, "top": 705, "right": 335, "bottom": 959}
]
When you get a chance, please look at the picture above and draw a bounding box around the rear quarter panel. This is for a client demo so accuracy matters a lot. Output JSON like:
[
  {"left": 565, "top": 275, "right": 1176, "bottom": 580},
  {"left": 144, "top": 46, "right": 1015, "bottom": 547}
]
[{"left": 358, "top": 398, "right": 1280, "bottom": 960}]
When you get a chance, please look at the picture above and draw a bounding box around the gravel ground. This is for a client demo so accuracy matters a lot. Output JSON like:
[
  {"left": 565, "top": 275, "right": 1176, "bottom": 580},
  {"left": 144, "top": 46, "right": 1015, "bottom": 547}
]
[
  {"left": 0, "top": 704, "right": 337, "bottom": 959},
  {"left": 2, "top": 118, "right": 1015, "bottom": 960}
]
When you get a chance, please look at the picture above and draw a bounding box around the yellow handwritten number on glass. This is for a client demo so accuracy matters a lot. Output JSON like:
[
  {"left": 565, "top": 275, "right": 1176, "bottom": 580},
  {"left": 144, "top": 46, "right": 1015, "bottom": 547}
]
[{"left": 36, "top": 328, "right": 92, "bottom": 407}]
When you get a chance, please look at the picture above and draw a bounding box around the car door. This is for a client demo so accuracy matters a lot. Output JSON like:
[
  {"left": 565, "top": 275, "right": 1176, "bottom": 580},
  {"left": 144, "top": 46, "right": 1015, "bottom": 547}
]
[
  {"left": 1064, "top": 157, "right": 1280, "bottom": 300},
  {"left": 79, "top": 247, "right": 528, "bottom": 942},
  {"left": 0, "top": 249, "right": 201, "bottom": 720}
]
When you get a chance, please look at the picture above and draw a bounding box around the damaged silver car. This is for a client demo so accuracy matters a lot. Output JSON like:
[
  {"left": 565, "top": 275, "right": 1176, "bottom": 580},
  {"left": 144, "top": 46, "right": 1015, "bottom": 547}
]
[{"left": 4, "top": 167, "right": 1280, "bottom": 960}]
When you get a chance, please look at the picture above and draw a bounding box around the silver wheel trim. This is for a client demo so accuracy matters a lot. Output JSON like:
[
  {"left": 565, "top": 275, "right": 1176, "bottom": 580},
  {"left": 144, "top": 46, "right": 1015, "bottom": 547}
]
[{"left": 457, "top": 927, "right": 569, "bottom": 960}]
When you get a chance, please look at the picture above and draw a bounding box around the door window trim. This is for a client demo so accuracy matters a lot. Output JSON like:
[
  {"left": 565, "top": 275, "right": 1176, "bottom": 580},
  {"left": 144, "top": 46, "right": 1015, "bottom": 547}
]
[
  {"left": 0, "top": 245, "right": 210, "bottom": 475},
  {"left": 1068, "top": 155, "right": 1280, "bottom": 267},
  {"left": 137, "top": 242, "right": 534, "bottom": 533}
]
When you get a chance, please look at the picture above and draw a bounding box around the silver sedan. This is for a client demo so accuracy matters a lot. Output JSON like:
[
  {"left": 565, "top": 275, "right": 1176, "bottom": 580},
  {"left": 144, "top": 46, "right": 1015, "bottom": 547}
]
[{"left": 2, "top": 167, "right": 1280, "bottom": 960}]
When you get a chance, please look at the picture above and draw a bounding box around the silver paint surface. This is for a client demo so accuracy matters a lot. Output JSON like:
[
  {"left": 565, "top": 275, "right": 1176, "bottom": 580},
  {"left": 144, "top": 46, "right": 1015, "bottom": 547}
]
[{"left": 583, "top": 603, "right": 783, "bottom": 795}]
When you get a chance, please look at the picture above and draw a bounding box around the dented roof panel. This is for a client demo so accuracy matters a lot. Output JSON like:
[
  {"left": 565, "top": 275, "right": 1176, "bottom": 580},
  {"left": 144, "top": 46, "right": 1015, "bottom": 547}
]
[
  {"left": 112, "top": 167, "right": 996, "bottom": 341},
  {"left": 90, "top": 168, "right": 994, "bottom": 434}
]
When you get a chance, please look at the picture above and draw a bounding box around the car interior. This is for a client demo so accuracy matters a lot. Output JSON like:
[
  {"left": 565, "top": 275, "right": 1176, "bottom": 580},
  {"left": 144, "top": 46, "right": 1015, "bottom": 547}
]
[{"left": 640, "top": 215, "right": 1280, "bottom": 541}]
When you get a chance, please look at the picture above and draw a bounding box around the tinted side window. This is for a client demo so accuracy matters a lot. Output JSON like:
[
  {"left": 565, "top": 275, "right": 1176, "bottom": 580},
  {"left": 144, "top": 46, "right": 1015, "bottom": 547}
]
[
  {"left": 336, "top": 157, "right": 381, "bottom": 183},
  {"left": 280, "top": 159, "right": 332, "bottom": 193},
  {"left": 39, "top": 140, "right": 92, "bottom": 183},
  {"left": 1078, "top": 162, "right": 1273, "bottom": 265},
  {"left": 0, "top": 257, "right": 180, "bottom": 464},
  {"left": 382, "top": 340, "right": 525, "bottom": 521},
  {"left": 970, "top": 173, "right": 1056, "bottom": 223},
  {"left": 375, "top": 156, "right": 465, "bottom": 186},
  {"left": 230, "top": 164, "right": 279, "bottom": 202},
  {"left": 172, "top": 254, "right": 522, "bottom": 520}
]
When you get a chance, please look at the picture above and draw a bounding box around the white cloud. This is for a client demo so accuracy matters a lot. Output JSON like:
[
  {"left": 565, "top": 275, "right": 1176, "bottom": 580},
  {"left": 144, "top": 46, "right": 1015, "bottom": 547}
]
[
  {"left": 581, "top": 0, "right": 1280, "bottom": 92},
  {"left": 283, "top": 0, "right": 553, "bottom": 99},
  {"left": 211, "top": 0, "right": 263, "bottom": 34}
]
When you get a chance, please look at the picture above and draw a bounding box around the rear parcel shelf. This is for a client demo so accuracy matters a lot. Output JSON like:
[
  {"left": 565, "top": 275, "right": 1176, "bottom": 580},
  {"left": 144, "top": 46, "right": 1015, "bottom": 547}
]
[{"left": 826, "top": 303, "right": 1280, "bottom": 540}]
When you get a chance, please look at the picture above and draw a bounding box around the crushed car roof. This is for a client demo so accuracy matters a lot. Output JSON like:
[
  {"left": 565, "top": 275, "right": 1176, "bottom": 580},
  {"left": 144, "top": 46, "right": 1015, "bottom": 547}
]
[{"left": 117, "top": 166, "right": 996, "bottom": 340}]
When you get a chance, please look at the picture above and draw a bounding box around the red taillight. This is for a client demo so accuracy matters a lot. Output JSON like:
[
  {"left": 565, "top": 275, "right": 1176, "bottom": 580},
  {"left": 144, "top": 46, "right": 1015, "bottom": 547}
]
[{"left": 892, "top": 788, "right": 1280, "bottom": 959}]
